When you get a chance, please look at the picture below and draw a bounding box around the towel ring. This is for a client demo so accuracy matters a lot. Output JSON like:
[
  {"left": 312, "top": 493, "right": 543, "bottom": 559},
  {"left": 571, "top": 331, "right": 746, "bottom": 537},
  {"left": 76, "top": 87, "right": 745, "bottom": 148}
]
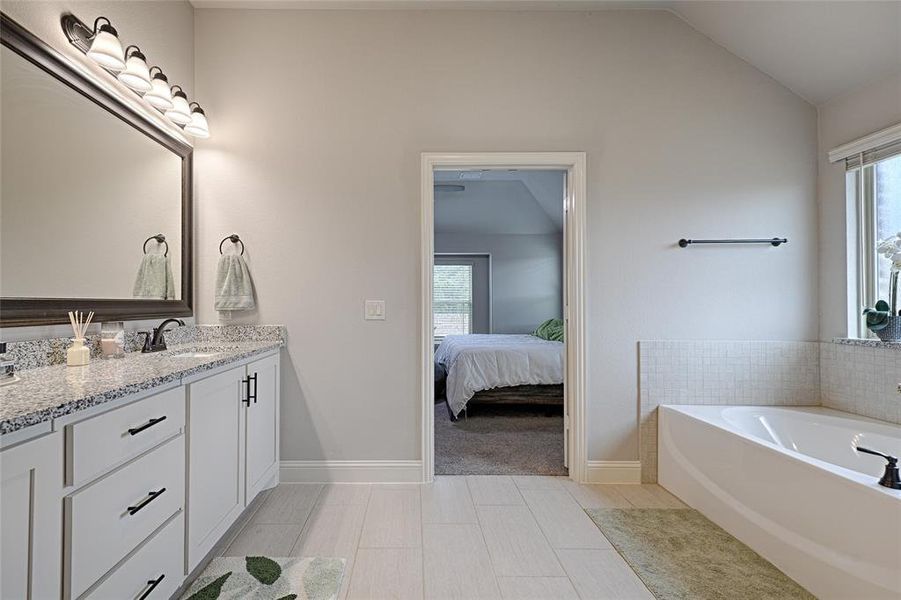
[
  {"left": 143, "top": 234, "right": 168, "bottom": 257},
  {"left": 219, "top": 234, "right": 245, "bottom": 256}
]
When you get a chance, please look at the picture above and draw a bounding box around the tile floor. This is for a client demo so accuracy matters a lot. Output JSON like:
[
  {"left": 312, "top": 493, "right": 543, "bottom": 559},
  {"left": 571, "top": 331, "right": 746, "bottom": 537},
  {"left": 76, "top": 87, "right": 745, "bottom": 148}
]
[{"left": 220, "top": 476, "right": 687, "bottom": 599}]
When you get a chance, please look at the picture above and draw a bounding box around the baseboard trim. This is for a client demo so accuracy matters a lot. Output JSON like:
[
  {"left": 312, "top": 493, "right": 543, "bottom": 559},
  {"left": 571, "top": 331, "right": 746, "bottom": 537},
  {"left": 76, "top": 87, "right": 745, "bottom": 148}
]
[
  {"left": 586, "top": 460, "right": 642, "bottom": 484},
  {"left": 279, "top": 460, "right": 423, "bottom": 483}
]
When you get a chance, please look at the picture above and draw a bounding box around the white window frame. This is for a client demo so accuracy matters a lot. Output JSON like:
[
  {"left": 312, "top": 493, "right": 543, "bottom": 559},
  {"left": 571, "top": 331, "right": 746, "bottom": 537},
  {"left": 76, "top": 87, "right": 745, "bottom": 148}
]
[
  {"left": 829, "top": 122, "right": 901, "bottom": 338},
  {"left": 432, "top": 259, "right": 475, "bottom": 342},
  {"left": 854, "top": 165, "right": 877, "bottom": 338}
]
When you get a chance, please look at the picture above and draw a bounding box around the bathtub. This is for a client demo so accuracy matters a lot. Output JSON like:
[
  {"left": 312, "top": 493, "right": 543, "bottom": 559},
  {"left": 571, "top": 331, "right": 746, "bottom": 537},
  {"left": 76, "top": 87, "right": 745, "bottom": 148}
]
[{"left": 658, "top": 405, "right": 901, "bottom": 600}]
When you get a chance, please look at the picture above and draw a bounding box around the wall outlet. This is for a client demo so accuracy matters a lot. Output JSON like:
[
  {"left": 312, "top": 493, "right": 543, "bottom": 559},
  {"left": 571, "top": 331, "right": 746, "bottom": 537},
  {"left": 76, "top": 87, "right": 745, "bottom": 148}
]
[{"left": 364, "top": 300, "right": 386, "bottom": 321}]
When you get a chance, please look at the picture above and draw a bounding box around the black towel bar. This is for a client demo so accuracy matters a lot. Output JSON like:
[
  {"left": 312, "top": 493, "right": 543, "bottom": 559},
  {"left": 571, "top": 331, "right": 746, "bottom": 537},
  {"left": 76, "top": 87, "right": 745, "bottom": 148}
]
[{"left": 678, "top": 238, "right": 787, "bottom": 248}]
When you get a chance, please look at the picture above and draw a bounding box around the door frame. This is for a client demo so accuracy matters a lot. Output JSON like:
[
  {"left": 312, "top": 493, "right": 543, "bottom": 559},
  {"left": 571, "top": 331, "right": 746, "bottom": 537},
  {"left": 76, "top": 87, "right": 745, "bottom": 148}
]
[{"left": 420, "top": 152, "right": 587, "bottom": 483}]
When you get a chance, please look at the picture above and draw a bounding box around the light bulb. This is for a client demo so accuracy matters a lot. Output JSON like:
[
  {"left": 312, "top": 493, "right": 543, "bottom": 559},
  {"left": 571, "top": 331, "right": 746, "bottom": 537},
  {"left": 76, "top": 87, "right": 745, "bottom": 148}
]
[
  {"left": 144, "top": 69, "right": 174, "bottom": 110},
  {"left": 117, "top": 47, "right": 152, "bottom": 92},
  {"left": 184, "top": 103, "right": 210, "bottom": 138},
  {"left": 165, "top": 86, "right": 192, "bottom": 125},
  {"left": 86, "top": 19, "right": 125, "bottom": 71}
]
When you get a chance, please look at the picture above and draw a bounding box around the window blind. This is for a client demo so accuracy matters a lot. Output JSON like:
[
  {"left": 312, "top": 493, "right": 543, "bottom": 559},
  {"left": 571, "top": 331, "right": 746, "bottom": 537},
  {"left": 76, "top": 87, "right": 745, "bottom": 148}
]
[
  {"left": 433, "top": 264, "right": 473, "bottom": 338},
  {"left": 845, "top": 139, "right": 901, "bottom": 170}
]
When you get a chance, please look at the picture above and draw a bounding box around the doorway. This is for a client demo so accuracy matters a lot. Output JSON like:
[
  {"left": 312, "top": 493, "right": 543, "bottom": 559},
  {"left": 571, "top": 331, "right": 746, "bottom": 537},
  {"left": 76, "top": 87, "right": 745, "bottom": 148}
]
[{"left": 420, "top": 152, "right": 587, "bottom": 483}]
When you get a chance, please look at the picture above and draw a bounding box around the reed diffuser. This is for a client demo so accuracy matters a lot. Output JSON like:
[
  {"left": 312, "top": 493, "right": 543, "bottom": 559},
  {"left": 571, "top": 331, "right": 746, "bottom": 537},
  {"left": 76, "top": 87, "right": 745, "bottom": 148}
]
[{"left": 67, "top": 311, "right": 94, "bottom": 367}]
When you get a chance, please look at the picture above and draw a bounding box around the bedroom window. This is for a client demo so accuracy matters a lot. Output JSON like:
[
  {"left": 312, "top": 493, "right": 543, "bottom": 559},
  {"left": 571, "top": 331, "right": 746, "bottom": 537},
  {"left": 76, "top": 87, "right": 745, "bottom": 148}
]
[
  {"left": 852, "top": 151, "right": 901, "bottom": 336},
  {"left": 433, "top": 263, "right": 473, "bottom": 340}
]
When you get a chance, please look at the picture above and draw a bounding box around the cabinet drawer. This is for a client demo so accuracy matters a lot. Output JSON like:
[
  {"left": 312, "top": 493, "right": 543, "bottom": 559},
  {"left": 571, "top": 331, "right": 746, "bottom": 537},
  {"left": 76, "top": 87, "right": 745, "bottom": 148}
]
[
  {"left": 68, "top": 435, "right": 184, "bottom": 599},
  {"left": 68, "top": 386, "right": 185, "bottom": 487},
  {"left": 82, "top": 513, "right": 184, "bottom": 600}
]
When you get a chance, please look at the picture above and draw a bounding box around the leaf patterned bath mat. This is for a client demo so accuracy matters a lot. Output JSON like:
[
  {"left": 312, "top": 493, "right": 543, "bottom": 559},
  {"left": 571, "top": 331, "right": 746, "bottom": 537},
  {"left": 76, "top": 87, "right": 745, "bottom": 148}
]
[{"left": 181, "top": 556, "right": 345, "bottom": 600}]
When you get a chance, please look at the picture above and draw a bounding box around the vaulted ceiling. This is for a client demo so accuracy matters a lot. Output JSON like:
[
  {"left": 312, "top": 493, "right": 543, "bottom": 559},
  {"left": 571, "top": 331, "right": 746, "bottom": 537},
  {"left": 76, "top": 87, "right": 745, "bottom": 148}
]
[
  {"left": 191, "top": 0, "right": 900, "bottom": 106},
  {"left": 433, "top": 170, "right": 565, "bottom": 235}
]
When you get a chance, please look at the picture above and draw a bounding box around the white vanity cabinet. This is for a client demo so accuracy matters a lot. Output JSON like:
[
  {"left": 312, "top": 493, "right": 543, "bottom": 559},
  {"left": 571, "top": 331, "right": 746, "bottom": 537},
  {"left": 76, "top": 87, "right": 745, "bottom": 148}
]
[
  {"left": 245, "top": 354, "right": 280, "bottom": 503},
  {"left": 186, "top": 364, "right": 247, "bottom": 571},
  {"left": 0, "top": 347, "right": 280, "bottom": 600},
  {"left": 0, "top": 431, "right": 63, "bottom": 600},
  {"left": 186, "top": 352, "right": 281, "bottom": 571}
]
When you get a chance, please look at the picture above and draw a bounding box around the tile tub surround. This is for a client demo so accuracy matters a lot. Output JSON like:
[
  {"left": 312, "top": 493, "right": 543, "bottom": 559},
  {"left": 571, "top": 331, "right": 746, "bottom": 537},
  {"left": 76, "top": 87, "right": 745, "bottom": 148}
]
[
  {"left": 0, "top": 327, "right": 285, "bottom": 435},
  {"left": 639, "top": 341, "right": 820, "bottom": 483},
  {"left": 821, "top": 341, "right": 901, "bottom": 424},
  {"left": 3, "top": 325, "right": 286, "bottom": 370}
]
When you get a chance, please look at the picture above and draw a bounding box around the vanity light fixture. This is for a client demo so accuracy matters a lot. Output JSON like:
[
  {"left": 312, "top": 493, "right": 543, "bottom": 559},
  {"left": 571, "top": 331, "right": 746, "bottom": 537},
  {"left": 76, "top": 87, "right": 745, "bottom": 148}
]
[
  {"left": 84, "top": 17, "right": 125, "bottom": 71},
  {"left": 63, "top": 14, "right": 210, "bottom": 137},
  {"left": 143, "top": 67, "right": 174, "bottom": 110},
  {"left": 117, "top": 46, "right": 152, "bottom": 92},
  {"left": 184, "top": 103, "right": 210, "bottom": 138},
  {"left": 165, "top": 85, "right": 193, "bottom": 125}
]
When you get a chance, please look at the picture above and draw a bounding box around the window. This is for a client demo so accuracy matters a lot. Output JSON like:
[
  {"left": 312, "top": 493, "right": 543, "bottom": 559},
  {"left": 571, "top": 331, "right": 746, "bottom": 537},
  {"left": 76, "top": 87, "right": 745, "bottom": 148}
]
[
  {"left": 433, "top": 263, "right": 473, "bottom": 339},
  {"left": 853, "top": 151, "right": 901, "bottom": 336}
]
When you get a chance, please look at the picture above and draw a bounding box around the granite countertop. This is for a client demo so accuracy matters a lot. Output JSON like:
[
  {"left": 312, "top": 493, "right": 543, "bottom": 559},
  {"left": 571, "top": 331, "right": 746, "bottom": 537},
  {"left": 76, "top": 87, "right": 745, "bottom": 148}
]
[{"left": 0, "top": 340, "right": 282, "bottom": 435}]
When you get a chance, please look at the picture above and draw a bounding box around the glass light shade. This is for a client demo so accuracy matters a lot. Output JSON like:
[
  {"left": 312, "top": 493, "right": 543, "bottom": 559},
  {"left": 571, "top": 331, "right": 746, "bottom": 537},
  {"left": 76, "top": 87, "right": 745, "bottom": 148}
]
[
  {"left": 184, "top": 110, "right": 210, "bottom": 138},
  {"left": 165, "top": 93, "right": 192, "bottom": 125},
  {"left": 144, "top": 77, "right": 174, "bottom": 110},
  {"left": 117, "top": 54, "right": 152, "bottom": 92},
  {"left": 86, "top": 28, "right": 125, "bottom": 71}
]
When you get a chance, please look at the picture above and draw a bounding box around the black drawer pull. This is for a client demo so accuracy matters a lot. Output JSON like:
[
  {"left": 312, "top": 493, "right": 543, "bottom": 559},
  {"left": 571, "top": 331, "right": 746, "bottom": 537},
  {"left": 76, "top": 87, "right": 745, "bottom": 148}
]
[
  {"left": 242, "top": 376, "right": 251, "bottom": 406},
  {"left": 127, "top": 488, "right": 166, "bottom": 515},
  {"left": 128, "top": 416, "right": 167, "bottom": 436},
  {"left": 250, "top": 373, "right": 258, "bottom": 404},
  {"left": 137, "top": 574, "right": 165, "bottom": 600}
]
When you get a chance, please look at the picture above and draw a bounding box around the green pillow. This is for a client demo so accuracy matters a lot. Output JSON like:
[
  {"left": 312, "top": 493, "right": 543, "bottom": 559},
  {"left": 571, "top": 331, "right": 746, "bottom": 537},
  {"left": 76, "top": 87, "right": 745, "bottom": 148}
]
[{"left": 533, "top": 318, "right": 564, "bottom": 342}]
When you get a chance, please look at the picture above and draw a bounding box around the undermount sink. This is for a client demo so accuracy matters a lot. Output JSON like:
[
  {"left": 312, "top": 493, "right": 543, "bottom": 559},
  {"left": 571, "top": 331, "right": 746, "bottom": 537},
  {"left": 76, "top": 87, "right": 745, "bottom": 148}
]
[{"left": 164, "top": 345, "right": 239, "bottom": 359}]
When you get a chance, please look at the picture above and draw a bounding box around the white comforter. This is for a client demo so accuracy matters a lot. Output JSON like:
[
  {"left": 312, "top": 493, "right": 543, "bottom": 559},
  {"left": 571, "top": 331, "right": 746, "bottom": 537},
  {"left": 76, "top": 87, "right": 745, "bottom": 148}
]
[{"left": 435, "top": 334, "right": 564, "bottom": 417}]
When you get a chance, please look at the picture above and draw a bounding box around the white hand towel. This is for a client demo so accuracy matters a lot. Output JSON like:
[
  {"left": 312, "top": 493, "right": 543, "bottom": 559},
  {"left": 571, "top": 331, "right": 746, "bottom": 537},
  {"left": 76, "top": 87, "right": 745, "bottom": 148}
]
[
  {"left": 215, "top": 254, "right": 256, "bottom": 311},
  {"left": 133, "top": 254, "right": 175, "bottom": 299}
]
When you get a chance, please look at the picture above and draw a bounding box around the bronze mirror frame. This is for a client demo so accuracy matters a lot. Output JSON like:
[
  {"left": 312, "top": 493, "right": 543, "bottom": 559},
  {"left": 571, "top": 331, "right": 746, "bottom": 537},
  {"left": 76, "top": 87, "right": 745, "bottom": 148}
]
[{"left": 0, "top": 13, "right": 193, "bottom": 326}]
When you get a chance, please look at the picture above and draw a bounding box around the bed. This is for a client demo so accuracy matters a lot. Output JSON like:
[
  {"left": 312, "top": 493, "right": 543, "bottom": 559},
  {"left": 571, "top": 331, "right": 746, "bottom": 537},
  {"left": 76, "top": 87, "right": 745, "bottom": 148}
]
[{"left": 434, "top": 334, "right": 564, "bottom": 418}]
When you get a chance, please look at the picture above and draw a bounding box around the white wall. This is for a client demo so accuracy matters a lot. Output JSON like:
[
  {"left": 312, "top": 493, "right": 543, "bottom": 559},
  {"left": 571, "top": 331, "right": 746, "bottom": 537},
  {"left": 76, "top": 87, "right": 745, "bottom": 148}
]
[
  {"left": 817, "top": 73, "right": 901, "bottom": 340},
  {"left": 1, "top": 47, "right": 182, "bottom": 299},
  {"left": 0, "top": 0, "right": 195, "bottom": 338},
  {"left": 1, "top": 0, "right": 195, "bottom": 144},
  {"left": 435, "top": 233, "right": 562, "bottom": 334},
  {"left": 194, "top": 9, "right": 818, "bottom": 464}
]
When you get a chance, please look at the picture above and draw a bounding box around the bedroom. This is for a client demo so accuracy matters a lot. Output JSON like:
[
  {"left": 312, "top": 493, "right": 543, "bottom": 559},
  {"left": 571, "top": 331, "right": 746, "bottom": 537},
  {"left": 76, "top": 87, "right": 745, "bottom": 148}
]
[{"left": 432, "top": 169, "right": 567, "bottom": 476}]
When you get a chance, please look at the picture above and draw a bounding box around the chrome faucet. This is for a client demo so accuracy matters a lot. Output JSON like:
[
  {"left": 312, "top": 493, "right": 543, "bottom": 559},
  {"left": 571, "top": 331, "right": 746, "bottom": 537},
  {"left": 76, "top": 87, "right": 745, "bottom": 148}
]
[
  {"left": 141, "top": 319, "right": 185, "bottom": 353},
  {"left": 856, "top": 446, "right": 901, "bottom": 489}
]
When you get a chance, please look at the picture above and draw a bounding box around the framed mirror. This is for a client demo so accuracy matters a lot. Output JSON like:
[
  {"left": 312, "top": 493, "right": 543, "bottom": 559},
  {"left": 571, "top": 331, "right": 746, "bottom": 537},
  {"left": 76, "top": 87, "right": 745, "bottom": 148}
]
[{"left": 0, "top": 13, "right": 192, "bottom": 326}]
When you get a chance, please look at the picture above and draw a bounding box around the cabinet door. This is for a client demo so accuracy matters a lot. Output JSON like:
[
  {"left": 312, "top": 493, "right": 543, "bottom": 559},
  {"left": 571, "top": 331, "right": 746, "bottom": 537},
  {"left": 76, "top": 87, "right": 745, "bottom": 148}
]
[
  {"left": 186, "top": 366, "right": 246, "bottom": 572},
  {"left": 245, "top": 353, "right": 280, "bottom": 504},
  {"left": 0, "top": 432, "right": 62, "bottom": 600}
]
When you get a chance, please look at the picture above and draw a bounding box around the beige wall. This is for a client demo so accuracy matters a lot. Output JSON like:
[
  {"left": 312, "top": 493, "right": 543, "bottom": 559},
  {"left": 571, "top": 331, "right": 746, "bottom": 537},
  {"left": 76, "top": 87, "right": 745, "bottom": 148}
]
[
  {"left": 0, "top": 1, "right": 194, "bottom": 338},
  {"left": 817, "top": 73, "right": 901, "bottom": 341},
  {"left": 1, "top": 46, "right": 182, "bottom": 299},
  {"left": 194, "top": 9, "right": 818, "bottom": 464},
  {"left": 1, "top": 0, "right": 195, "bottom": 144}
]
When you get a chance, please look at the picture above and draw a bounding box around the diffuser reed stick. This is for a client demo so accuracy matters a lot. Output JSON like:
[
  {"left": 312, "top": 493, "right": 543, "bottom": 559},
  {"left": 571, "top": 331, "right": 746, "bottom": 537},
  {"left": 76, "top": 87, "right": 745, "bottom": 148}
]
[{"left": 67, "top": 310, "right": 93, "bottom": 366}]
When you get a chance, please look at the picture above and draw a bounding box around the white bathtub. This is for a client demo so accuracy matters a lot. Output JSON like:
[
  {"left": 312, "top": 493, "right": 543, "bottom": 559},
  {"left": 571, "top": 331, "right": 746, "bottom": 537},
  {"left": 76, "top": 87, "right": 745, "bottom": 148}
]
[{"left": 659, "top": 405, "right": 901, "bottom": 600}]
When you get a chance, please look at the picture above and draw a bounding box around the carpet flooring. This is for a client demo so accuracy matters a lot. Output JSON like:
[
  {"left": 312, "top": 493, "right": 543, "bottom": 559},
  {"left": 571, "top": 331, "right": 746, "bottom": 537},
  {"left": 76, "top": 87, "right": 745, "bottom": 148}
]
[
  {"left": 434, "top": 401, "right": 566, "bottom": 475},
  {"left": 586, "top": 508, "right": 815, "bottom": 600}
]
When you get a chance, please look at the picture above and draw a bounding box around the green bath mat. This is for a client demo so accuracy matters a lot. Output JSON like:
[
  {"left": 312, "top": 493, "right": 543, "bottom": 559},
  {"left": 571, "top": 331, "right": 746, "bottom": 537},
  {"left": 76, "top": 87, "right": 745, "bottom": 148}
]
[
  {"left": 586, "top": 509, "right": 815, "bottom": 600},
  {"left": 181, "top": 556, "right": 345, "bottom": 600}
]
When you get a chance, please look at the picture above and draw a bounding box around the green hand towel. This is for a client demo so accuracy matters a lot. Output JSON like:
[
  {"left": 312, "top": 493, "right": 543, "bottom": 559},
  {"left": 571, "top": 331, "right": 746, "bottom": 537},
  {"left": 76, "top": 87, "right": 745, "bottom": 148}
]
[{"left": 133, "top": 254, "right": 175, "bottom": 300}]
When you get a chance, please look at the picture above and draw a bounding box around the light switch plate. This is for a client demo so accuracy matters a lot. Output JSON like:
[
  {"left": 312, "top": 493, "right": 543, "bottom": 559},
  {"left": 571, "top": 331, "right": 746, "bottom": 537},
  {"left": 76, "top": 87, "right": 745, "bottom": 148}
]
[{"left": 364, "top": 300, "right": 386, "bottom": 320}]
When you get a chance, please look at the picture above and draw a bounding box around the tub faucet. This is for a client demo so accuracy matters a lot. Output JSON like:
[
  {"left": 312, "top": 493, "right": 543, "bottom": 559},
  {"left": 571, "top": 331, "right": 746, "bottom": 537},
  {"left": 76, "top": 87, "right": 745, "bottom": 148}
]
[{"left": 855, "top": 446, "right": 901, "bottom": 489}]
